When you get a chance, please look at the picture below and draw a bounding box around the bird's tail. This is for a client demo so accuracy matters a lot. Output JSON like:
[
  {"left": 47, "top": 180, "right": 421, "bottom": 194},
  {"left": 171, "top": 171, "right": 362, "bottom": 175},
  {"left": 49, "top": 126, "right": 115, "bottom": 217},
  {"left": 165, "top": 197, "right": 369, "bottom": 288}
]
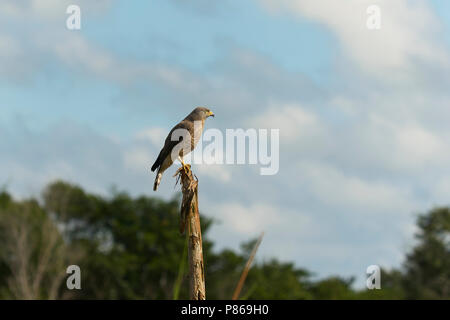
[{"left": 153, "top": 171, "right": 163, "bottom": 191}]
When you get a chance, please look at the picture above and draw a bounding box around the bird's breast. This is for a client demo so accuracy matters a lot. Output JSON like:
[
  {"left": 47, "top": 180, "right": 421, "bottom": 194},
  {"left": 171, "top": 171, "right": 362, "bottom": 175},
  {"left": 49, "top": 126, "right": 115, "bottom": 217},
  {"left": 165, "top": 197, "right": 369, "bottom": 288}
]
[{"left": 192, "top": 121, "right": 204, "bottom": 147}]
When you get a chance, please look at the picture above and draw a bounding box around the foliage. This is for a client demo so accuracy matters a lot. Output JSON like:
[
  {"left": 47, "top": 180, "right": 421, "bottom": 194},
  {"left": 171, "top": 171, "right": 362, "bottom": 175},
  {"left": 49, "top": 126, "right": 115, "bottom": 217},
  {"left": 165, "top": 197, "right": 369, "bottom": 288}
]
[
  {"left": 402, "top": 208, "right": 450, "bottom": 299},
  {"left": 0, "top": 191, "right": 73, "bottom": 299},
  {"left": 0, "top": 181, "right": 448, "bottom": 299}
]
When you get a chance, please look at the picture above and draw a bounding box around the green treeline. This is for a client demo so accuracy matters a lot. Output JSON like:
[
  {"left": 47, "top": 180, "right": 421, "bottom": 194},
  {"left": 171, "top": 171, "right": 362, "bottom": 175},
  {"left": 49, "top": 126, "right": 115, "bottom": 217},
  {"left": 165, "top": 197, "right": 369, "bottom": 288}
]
[{"left": 0, "top": 181, "right": 448, "bottom": 299}]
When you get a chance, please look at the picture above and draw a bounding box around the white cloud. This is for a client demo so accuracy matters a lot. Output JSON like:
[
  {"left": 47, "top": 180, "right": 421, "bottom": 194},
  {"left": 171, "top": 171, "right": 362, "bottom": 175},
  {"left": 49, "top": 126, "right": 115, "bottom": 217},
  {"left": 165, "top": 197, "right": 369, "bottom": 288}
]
[
  {"left": 434, "top": 178, "right": 450, "bottom": 205},
  {"left": 124, "top": 147, "right": 153, "bottom": 173},
  {"left": 393, "top": 124, "right": 448, "bottom": 165},
  {"left": 250, "top": 103, "right": 323, "bottom": 144},
  {"left": 296, "top": 160, "right": 415, "bottom": 215},
  {"left": 352, "top": 114, "right": 450, "bottom": 171},
  {"left": 135, "top": 128, "right": 168, "bottom": 146},
  {"left": 260, "top": 0, "right": 449, "bottom": 80},
  {"left": 214, "top": 202, "right": 282, "bottom": 235},
  {"left": 196, "top": 164, "right": 231, "bottom": 183},
  {"left": 0, "top": 34, "right": 20, "bottom": 58},
  {"left": 0, "top": 34, "right": 29, "bottom": 78}
]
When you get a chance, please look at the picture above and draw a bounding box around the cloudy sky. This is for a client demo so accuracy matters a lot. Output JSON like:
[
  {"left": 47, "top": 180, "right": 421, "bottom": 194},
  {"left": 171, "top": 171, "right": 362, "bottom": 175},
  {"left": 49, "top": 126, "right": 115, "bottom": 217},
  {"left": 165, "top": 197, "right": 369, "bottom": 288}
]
[{"left": 1, "top": 0, "right": 450, "bottom": 286}]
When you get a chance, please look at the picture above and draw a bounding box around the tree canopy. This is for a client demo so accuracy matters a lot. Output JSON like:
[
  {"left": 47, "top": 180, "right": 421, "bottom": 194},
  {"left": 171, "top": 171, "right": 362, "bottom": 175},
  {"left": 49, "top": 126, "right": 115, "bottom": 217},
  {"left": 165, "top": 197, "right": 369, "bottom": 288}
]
[{"left": 0, "top": 181, "right": 448, "bottom": 299}]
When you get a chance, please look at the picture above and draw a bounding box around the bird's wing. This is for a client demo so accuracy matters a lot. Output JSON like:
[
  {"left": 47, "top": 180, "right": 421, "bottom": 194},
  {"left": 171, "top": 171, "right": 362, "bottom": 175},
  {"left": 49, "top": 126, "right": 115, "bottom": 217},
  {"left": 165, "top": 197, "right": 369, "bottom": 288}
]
[{"left": 151, "top": 120, "right": 192, "bottom": 171}]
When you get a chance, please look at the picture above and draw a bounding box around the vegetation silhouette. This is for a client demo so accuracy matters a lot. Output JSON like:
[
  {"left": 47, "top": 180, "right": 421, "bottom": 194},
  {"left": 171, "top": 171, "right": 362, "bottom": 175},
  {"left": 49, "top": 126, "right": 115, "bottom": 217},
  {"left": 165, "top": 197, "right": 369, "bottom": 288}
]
[{"left": 0, "top": 181, "right": 448, "bottom": 299}]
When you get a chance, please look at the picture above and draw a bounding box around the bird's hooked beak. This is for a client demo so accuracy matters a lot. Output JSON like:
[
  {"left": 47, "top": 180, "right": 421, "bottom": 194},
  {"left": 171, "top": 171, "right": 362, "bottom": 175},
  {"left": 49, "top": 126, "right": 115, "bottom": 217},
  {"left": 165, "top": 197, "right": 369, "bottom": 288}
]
[{"left": 208, "top": 110, "right": 215, "bottom": 118}]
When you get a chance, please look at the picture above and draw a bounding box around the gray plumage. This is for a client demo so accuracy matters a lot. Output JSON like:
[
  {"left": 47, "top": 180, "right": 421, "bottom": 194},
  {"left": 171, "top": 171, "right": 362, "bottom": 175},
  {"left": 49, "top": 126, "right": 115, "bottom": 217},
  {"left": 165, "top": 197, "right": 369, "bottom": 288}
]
[{"left": 151, "top": 107, "right": 214, "bottom": 191}]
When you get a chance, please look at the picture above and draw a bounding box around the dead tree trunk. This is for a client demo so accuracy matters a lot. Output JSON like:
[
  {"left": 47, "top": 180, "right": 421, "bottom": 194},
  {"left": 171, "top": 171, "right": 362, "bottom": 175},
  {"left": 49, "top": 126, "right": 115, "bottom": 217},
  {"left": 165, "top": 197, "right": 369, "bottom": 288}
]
[
  {"left": 232, "top": 232, "right": 264, "bottom": 300},
  {"left": 176, "top": 165, "right": 206, "bottom": 300}
]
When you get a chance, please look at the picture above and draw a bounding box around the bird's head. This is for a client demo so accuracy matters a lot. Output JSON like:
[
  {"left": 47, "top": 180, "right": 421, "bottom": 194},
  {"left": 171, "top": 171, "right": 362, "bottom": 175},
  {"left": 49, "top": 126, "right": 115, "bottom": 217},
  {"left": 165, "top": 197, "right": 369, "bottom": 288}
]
[{"left": 191, "top": 107, "right": 215, "bottom": 120}]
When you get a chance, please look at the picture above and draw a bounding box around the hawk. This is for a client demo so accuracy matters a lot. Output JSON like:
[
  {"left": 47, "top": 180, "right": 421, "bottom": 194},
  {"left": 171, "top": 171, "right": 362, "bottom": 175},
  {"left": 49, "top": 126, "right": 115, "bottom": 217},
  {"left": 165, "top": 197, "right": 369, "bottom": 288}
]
[{"left": 151, "top": 107, "right": 215, "bottom": 191}]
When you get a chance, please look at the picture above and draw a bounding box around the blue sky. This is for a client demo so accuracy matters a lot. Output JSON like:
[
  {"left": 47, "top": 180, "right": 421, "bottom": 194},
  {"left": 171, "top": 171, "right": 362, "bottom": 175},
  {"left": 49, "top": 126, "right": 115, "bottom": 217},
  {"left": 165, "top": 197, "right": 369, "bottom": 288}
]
[
  {"left": 1, "top": 0, "right": 334, "bottom": 135},
  {"left": 1, "top": 0, "right": 450, "bottom": 287}
]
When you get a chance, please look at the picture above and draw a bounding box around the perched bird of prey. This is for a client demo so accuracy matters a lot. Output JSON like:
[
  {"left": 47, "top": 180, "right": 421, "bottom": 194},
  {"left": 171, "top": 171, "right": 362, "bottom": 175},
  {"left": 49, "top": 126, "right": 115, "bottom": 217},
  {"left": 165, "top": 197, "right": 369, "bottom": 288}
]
[{"left": 151, "top": 107, "right": 215, "bottom": 191}]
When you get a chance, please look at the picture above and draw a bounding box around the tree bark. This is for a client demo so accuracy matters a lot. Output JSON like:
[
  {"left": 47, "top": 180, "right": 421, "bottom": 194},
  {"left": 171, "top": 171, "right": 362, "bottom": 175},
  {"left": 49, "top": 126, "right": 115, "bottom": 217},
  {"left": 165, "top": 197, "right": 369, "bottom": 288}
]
[{"left": 176, "top": 165, "right": 206, "bottom": 300}]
